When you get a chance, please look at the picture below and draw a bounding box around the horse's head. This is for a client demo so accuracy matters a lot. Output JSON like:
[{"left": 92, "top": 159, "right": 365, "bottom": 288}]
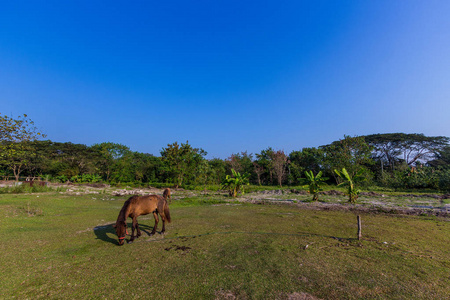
[{"left": 113, "top": 221, "right": 127, "bottom": 246}]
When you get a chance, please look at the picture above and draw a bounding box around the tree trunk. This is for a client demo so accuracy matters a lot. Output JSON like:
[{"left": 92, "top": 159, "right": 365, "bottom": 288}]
[{"left": 13, "top": 164, "right": 22, "bottom": 182}]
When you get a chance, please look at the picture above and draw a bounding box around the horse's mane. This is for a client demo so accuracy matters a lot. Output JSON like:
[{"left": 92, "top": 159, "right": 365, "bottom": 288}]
[{"left": 117, "top": 195, "right": 140, "bottom": 222}]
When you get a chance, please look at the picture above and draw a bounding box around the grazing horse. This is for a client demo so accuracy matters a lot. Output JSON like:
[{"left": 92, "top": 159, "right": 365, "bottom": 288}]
[{"left": 113, "top": 188, "right": 171, "bottom": 245}]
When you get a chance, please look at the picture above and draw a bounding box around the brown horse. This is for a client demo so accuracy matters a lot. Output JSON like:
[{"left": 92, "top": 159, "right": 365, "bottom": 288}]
[{"left": 113, "top": 188, "right": 171, "bottom": 245}]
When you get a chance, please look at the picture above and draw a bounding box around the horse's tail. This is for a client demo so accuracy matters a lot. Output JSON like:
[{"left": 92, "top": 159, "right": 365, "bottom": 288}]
[
  {"left": 163, "top": 188, "right": 171, "bottom": 200},
  {"left": 164, "top": 200, "right": 171, "bottom": 223},
  {"left": 157, "top": 195, "right": 171, "bottom": 223}
]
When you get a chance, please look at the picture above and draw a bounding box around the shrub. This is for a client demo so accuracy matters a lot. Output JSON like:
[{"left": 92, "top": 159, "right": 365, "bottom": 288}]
[
  {"left": 221, "top": 169, "right": 249, "bottom": 197},
  {"left": 300, "top": 171, "right": 328, "bottom": 201},
  {"left": 55, "top": 175, "right": 68, "bottom": 183},
  {"left": 438, "top": 168, "right": 450, "bottom": 192},
  {"left": 335, "top": 168, "right": 366, "bottom": 204}
]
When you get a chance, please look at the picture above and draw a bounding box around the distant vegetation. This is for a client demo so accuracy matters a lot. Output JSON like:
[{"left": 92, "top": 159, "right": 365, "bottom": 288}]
[{"left": 1, "top": 113, "right": 449, "bottom": 192}]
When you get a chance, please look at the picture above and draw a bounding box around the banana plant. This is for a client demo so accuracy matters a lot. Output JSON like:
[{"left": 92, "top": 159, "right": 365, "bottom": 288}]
[
  {"left": 301, "top": 171, "right": 328, "bottom": 201},
  {"left": 221, "top": 169, "right": 249, "bottom": 197},
  {"left": 334, "top": 168, "right": 366, "bottom": 204}
]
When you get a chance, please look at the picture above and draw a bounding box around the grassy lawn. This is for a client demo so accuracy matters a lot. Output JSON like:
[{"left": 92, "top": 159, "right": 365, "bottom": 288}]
[{"left": 0, "top": 192, "right": 449, "bottom": 299}]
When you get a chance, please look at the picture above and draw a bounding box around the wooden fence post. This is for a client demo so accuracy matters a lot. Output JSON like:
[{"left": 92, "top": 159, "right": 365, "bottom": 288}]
[{"left": 357, "top": 215, "right": 362, "bottom": 240}]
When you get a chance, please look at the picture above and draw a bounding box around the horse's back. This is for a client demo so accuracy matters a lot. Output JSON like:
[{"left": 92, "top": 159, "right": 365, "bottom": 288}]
[{"left": 129, "top": 195, "right": 159, "bottom": 216}]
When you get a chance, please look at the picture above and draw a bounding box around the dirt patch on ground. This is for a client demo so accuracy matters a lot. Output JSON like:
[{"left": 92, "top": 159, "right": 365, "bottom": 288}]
[
  {"left": 242, "top": 191, "right": 450, "bottom": 219},
  {"left": 245, "top": 199, "right": 450, "bottom": 218},
  {"left": 215, "top": 289, "right": 238, "bottom": 300},
  {"left": 285, "top": 292, "right": 322, "bottom": 300}
]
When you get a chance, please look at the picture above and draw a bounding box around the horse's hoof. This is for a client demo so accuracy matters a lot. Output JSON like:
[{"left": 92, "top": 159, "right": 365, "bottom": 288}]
[{"left": 127, "top": 240, "right": 133, "bottom": 244}]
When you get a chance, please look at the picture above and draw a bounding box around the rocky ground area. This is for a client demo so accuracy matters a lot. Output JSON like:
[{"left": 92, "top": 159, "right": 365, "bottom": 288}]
[
  {"left": 248, "top": 189, "right": 450, "bottom": 218},
  {"left": 64, "top": 184, "right": 450, "bottom": 218},
  {"left": 2, "top": 180, "right": 449, "bottom": 218}
]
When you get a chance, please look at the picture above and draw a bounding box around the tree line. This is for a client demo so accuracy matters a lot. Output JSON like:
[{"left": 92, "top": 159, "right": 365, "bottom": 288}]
[{"left": 1, "top": 114, "right": 449, "bottom": 191}]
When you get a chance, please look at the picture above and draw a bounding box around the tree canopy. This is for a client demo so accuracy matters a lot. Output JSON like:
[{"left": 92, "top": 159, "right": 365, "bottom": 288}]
[
  {"left": 0, "top": 114, "right": 47, "bottom": 180},
  {"left": 364, "top": 133, "right": 449, "bottom": 168},
  {"left": 1, "top": 114, "right": 448, "bottom": 191},
  {"left": 160, "top": 141, "right": 207, "bottom": 187}
]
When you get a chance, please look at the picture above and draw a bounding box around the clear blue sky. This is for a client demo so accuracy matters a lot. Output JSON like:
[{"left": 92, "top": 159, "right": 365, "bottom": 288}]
[{"left": 1, "top": 1, "right": 449, "bottom": 158}]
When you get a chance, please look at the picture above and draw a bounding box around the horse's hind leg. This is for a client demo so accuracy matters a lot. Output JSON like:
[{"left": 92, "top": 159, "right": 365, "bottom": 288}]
[
  {"left": 150, "top": 212, "right": 159, "bottom": 235},
  {"left": 160, "top": 215, "right": 166, "bottom": 234}
]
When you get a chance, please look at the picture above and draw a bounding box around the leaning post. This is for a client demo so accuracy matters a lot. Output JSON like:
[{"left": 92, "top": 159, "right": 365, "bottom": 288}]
[{"left": 357, "top": 215, "right": 362, "bottom": 240}]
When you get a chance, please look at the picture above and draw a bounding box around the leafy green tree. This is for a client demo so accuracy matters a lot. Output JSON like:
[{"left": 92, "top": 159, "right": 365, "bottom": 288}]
[
  {"left": 254, "top": 147, "right": 275, "bottom": 185},
  {"left": 114, "top": 151, "right": 158, "bottom": 183},
  {"left": 17, "top": 140, "right": 56, "bottom": 178},
  {"left": 208, "top": 158, "right": 227, "bottom": 185},
  {"left": 428, "top": 146, "right": 450, "bottom": 169},
  {"left": 141, "top": 154, "right": 164, "bottom": 183},
  {"left": 301, "top": 171, "right": 328, "bottom": 201},
  {"left": 388, "top": 164, "right": 441, "bottom": 190},
  {"left": 253, "top": 161, "right": 265, "bottom": 186},
  {"left": 254, "top": 148, "right": 290, "bottom": 186},
  {"left": 364, "top": 133, "right": 403, "bottom": 171},
  {"left": 226, "top": 151, "right": 254, "bottom": 182},
  {"left": 364, "top": 133, "right": 449, "bottom": 168},
  {"left": 289, "top": 147, "right": 324, "bottom": 185},
  {"left": 334, "top": 168, "right": 366, "bottom": 204},
  {"left": 437, "top": 168, "right": 450, "bottom": 192},
  {"left": 321, "top": 135, "right": 373, "bottom": 183},
  {"left": 10, "top": 140, "right": 51, "bottom": 179},
  {"left": 48, "top": 142, "right": 98, "bottom": 178},
  {"left": 91, "top": 142, "right": 131, "bottom": 181},
  {"left": 192, "top": 159, "right": 210, "bottom": 186},
  {"left": 160, "top": 141, "right": 207, "bottom": 187},
  {"left": 221, "top": 169, "right": 249, "bottom": 197},
  {"left": 0, "top": 114, "right": 46, "bottom": 181},
  {"left": 428, "top": 146, "right": 450, "bottom": 192}
]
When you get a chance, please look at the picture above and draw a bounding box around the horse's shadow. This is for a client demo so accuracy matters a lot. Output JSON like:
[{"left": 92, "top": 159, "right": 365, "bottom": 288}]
[{"left": 94, "top": 223, "right": 157, "bottom": 245}]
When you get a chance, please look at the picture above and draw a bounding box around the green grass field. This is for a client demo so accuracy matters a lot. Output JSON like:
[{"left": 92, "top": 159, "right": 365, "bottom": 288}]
[{"left": 0, "top": 192, "right": 449, "bottom": 299}]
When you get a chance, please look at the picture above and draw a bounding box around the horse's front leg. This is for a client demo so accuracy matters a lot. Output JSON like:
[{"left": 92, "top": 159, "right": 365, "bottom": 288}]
[
  {"left": 150, "top": 212, "right": 159, "bottom": 236},
  {"left": 129, "top": 217, "right": 138, "bottom": 242},
  {"left": 135, "top": 218, "right": 142, "bottom": 238},
  {"left": 129, "top": 225, "right": 135, "bottom": 242}
]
